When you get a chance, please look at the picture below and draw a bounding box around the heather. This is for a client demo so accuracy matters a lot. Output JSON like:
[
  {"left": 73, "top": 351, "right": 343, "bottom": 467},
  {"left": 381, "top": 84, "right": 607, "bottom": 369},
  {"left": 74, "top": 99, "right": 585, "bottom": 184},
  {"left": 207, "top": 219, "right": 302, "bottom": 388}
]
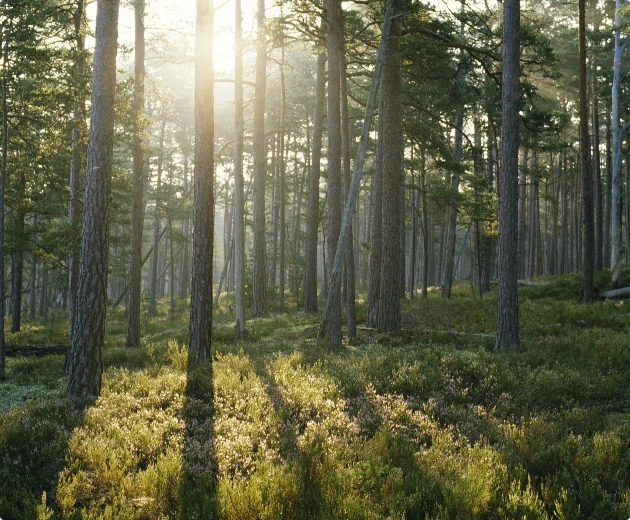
[{"left": 1, "top": 276, "right": 630, "bottom": 519}]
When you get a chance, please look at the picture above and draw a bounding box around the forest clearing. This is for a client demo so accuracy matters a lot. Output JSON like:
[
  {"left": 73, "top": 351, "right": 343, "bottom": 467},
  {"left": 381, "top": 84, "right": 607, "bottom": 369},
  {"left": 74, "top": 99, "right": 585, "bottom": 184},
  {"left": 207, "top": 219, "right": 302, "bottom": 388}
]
[
  {"left": 2, "top": 276, "right": 630, "bottom": 518},
  {"left": 3, "top": 0, "right": 630, "bottom": 516}
]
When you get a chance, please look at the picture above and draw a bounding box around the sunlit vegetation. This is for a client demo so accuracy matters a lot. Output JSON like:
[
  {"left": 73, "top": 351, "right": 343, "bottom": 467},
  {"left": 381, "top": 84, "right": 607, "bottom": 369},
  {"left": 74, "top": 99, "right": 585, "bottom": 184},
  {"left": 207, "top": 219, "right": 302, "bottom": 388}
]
[{"left": 2, "top": 278, "right": 630, "bottom": 518}]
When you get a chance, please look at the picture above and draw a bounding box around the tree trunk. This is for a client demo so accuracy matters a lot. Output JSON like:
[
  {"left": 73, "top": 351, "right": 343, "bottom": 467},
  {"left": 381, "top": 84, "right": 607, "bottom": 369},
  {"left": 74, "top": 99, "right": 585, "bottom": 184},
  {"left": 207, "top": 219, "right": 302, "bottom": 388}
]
[
  {"left": 495, "top": 0, "right": 520, "bottom": 349},
  {"left": 278, "top": 42, "right": 286, "bottom": 311},
  {"left": 149, "top": 118, "right": 166, "bottom": 314},
  {"left": 178, "top": 154, "right": 190, "bottom": 298},
  {"left": 376, "top": 17, "right": 402, "bottom": 332},
  {"left": 592, "top": 68, "right": 603, "bottom": 272},
  {"left": 611, "top": 0, "right": 628, "bottom": 287},
  {"left": 126, "top": 0, "right": 146, "bottom": 347},
  {"left": 68, "top": 0, "right": 87, "bottom": 340},
  {"left": 604, "top": 110, "right": 612, "bottom": 268},
  {"left": 325, "top": 0, "right": 343, "bottom": 347},
  {"left": 11, "top": 169, "right": 26, "bottom": 333},
  {"left": 189, "top": 0, "right": 214, "bottom": 364},
  {"left": 0, "top": 26, "right": 8, "bottom": 377},
  {"left": 69, "top": 0, "right": 120, "bottom": 398},
  {"left": 234, "top": 0, "right": 247, "bottom": 339},
  {"left": 580, "top": 0, "right": 594, "bottom": 301},
  {"left": 252, "top": 0, "right": 267, "bottom": 315},
  {"left": 304, "top": 43, "right": 325, "bottom": 312},
  {"left": 340, "top": 37, "right": 356, "bottom": 339}
]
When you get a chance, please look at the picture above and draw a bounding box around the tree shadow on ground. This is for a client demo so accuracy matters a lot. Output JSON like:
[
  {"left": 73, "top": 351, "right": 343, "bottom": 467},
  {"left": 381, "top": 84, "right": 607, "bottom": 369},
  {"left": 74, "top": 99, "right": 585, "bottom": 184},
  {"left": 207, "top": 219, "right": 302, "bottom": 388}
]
[{"left": 180, "top": 359, "right": 219, "bottom": 519}]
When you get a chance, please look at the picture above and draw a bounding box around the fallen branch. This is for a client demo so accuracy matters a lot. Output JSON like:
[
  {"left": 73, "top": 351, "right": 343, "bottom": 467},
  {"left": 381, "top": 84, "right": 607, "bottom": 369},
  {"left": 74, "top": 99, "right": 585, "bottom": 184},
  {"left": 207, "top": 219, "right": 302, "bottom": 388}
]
[{"left": 602, "top": 286, "right": 630, "bottom": 299}]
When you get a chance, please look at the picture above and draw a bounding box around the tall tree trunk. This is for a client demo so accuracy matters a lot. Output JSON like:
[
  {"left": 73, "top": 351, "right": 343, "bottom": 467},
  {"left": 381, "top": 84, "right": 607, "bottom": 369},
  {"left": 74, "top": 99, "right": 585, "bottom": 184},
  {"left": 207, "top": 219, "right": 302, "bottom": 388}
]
[
  {"left": 376, "top": 17, "right": 402, "bottom": 332},
  {"left": 592, "top": 69, "right": 603, "bottom": 272},
  {"left": 278, "top": 41, "right": 287, "bottom": 311},
  {"left": 68, "top": 0, "right": 87, "bottom": 339},
  {"left": 304, "top": 43, "right": 326, "bottom": 312},
  {"left": 252, "top": 0, "right": 267, "bottom": 315},
  {"left": 0, "top": 26, "right": 7, "bottom": 377},
  {"left": 340, "top": 38, "right": 356, "bottom": 339},
  {"left": 189, "top": 0, "right": 214, "bottom": 364},
  {"left": 604, "top": 111, "right": 612, "bottom": 268},
  {"left": 29, "top": 217, "right": 37, "bottom": 321},
  {"left": 518, "top": 148, "right": 528, "bottom": 277},
  {"left": 11, "top": 169, "right": 26, "bottom": 333},
  {"left": 69, "top": 0, "right": 120, "bottom": 398},
  {"left": 39, "top": 263, "right": 48, "bottom": 321},
  {"left": 126, "top": 0, "right": 146, "bottom": 347},
  {"left": 495, "top": 0, "right": 520, "bottom": 349},
  {"left": 178, "top": 154, "right": 190, "bottom": 298},
  {"left": 580, "top": 0, "right": 594, "bottom": 301},
  {"left": 234, "top": 0, "right": 247, "bottom": 339},
  {"left": 611, "top": 0, "right": 629, "bottom": 287},
  {"left": 149, "top": 118, "right": 166, "bottom": 314},
  {"left": 325, "top": 0, "right": 343, "bottom": 347}
]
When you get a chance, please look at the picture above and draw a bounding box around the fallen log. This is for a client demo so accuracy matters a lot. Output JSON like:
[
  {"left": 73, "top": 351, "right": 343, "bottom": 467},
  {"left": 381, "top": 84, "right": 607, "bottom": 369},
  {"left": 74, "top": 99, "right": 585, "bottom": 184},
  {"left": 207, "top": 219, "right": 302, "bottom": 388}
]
[
  {"left": 602, "top": 286, "right": 630, "bottom": 299},
  {"left": 5, "top": 345, "right": 69, "bottom": 357}
]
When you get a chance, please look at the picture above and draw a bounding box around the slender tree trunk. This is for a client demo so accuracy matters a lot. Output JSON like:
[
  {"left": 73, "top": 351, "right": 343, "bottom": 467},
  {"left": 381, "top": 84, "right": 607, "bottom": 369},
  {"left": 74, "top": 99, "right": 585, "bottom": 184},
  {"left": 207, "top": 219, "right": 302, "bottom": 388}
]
[
  {"left": 376, "top": 17, "right": 402, "bottom": 332},
  {"left": 592, "top": 69, "right": 603, "bottom": 272},
  {"left": 611, "top": 0, "right": 629, "bottom": 287},
  {"left": 304, "top": 44, "right": 325, "bottom": 312},
  {"left": 278, "top": 39, "right": 287, "bottom": 310},
  {"left": 234, "top": 0, "right": 247, "bottom": 339},
  {"left": 604, "top": 111, "right": 612, "bottom": 268},
  {"left": 69, "top": 0, "right": 120, "bottom": 398},
  {"left": 68, "top": 0, "right": 87, "bottom": 339},
  {"left": 11, "top": 169, "right": 26, "bottom": 333},
  {"left": 168, "top": 217, "right": 175, "bottom": 316},
  {"left": 149, "top": 118, "right": 166, "bottom": 314},
  {"left": 269, "top": 137, "right": 279, "bottom": 286},
  {"left": 0, "top": 26, "right": 7, "bottom": 377},
  {"left": 29, "top": 216, "right": 37, "bottom": 321},
  {"left": 252, "top": 0, "right": 267, "bottom": 315},
  {"left": 340, "top": 37, "right": 356, "bottom": 339},
  {"left": 39, "top": 263, "right": 48, "bottom": 321},
  {"left": 495, "top": 0, "right": 520, "bottom": 349},
  {"left": 580, "top": 0, "right": 594, "bottom": 301},
  {"left": 126, "top": 0, "right": 146, "bottom": 347},
  {"left": 179, "top": 154, "right": 190, "bottom": 298},
  {"left": 421, "top": 149, "right": 429, "bottom": 298},
  {"left": 189, "top": 0, "right": 214, "bottom": 364},
  {"left": 325, "top": 0, "right": 343, "bottom": 347}
]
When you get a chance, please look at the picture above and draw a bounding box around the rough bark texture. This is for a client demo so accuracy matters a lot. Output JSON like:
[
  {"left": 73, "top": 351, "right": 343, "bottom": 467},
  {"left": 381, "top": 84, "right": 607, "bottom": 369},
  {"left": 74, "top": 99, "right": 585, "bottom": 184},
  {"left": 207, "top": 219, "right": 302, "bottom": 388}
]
[
  {"left": 68, "top": 0, "right": 87, "bottom": 339},
  {"left": 252, "top": 0, "right": 267, "bottom": 315},
  {"left": 340, "top": 42, "right": 356, "bottom": 339},
  {"left": 376, "top": 18, "right": 402, "bottom": 333},
  {"left": 367, "top": 123, "right": 383, "bottom": 327},
  {"left": 68, "top": 0, "right": 120, "bottom": 398},
  {"left": 278, "top": 43, "right": 286, "bottom": 311},
  {"left": 304, "top": 47, "right": 326, "bottom": 312},
  {"left": 495, "top": 0, "right": 520, "bottom": 350},
  {"left": 189, "top": 0, "right": 214, "bottom": 364},
  {"left": 0, "top": 27, "right": 7, "bottom": 377},
  {"left": 11, "top": 169, "right": 26, "bottom": 333},
  {"left": 611, "top": 0, "right": 627, "bottom": 287},
  {"left": 149, "top": 118, "right": 166, "bottom": 315},
  {"left": 579, "top": 0, "right": 594, "bottom": 302},
  {"left": 325, "top": 0, "right": 343, "bottom": 347},
  {"left": 126, "top": 0, "right": 146, "bottom": 348},
  {"left": 234, "top": 0, "right": 247, "bottom": 339}
]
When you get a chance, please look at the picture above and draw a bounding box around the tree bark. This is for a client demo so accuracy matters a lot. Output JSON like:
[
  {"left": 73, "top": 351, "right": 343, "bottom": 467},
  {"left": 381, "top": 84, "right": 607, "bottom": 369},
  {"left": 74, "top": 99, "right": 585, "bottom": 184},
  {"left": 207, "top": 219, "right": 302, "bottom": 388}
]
[
  {"left": 149, "top": 117, "right": 166, "bottom": 314},
  {"left": 376, "top": 17, "right": 402, "bottom": 333},
  {"left": 68, "top": 0, "right": 120, "bottom": 398},
  {"left": 325, "top": 0, "right": 343, "bottom": 347},
  {"left": 126, "top": 0, "right": 146, "bottom": 347},
  {"left": 68, "top": 0, "right": 87, "bottom": 339},
  {"left": 234, "top": 0, "right": 247, "bottom": 339},
  {"left": 11, "top": 169, "right": 26, "bottom": 333},
  {"left": 189, "top": 0, "right": 214, "bottom": 364},
  {"left": 252, "top": 0, "right": 267, "bottom": 315},
  {"left": 580, "top": 0, "right": 594, "bottom": 302},
  {"left": 304, "top": 44, "right": 326, "bottom": 312},
  {"left": 0, "top": 26, "right": 8, "bottom": 377},
  {"left": 495, "top": 0, "right": 520, "bottom": 349}
]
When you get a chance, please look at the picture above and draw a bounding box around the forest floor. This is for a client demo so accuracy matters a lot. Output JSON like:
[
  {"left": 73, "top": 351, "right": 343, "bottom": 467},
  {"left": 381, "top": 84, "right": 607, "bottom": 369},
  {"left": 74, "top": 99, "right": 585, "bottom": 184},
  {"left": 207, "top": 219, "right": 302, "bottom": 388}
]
[{"left": 1, "top": 272, "right": 630, "bottom": 519}]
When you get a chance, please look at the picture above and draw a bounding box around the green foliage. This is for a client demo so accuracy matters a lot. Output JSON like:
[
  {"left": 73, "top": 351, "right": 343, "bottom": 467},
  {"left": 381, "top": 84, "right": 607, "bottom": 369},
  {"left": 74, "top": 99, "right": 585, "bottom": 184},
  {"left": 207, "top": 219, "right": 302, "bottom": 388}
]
[{"left": 3, "top": 282, "right": 630, "bottom": 518}]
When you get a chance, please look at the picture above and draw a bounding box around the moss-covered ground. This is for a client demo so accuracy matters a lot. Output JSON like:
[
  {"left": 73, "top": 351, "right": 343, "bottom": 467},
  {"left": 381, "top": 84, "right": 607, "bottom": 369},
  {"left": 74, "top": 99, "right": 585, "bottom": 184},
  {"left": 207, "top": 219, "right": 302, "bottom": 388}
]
[{"left": 2, "top": 273, "right": 630, "bottom": 519}]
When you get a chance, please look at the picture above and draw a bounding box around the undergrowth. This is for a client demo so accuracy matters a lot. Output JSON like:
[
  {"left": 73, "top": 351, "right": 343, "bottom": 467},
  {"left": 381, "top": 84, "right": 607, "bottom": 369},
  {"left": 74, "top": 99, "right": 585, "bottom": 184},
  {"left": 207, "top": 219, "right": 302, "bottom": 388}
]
[{"left": 1, "top": 274, "right": 630, "bottom": 519}]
